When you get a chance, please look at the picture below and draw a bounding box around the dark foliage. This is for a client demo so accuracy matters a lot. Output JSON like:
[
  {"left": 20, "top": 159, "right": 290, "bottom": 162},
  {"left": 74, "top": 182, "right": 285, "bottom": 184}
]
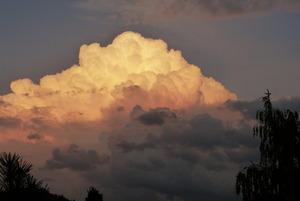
[
  {"left": 0, "top": 152, "right": 45, "bottom": 192},
  {"left": 0, "top": 152, "right": 73, "bottom": 201},
  {"left": 236, "top": 90, "right": 300, "bottom": 201},
  {"left": 85, "top": 186, "right": 103, "bottom": 201}
]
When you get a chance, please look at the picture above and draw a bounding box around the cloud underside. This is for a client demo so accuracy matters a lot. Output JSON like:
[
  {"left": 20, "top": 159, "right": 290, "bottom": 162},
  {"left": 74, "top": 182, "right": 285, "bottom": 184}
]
[
  {"left": 42, "top": 107, "right": 260, "bottom": 201},
  {"left": 38, "top": 97, "right": 299, "bottom": 201},
  {"left": 75, "top": 0, "right": 300, "bottom": 23},
  {"left": 44, "top": 144, "right": 110, "bottom": 171}
]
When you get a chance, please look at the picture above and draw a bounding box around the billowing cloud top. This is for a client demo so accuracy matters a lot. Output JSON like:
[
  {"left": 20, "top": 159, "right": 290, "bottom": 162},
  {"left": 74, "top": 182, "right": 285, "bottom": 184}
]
[{"left": 0, "top": 31, "right": 236, "bottom": 125}]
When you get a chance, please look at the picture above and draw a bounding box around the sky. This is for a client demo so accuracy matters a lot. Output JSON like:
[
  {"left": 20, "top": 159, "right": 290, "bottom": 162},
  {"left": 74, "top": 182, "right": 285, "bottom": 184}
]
[{"left": 0, "top": 0, "right": 300, "bottom": 201}]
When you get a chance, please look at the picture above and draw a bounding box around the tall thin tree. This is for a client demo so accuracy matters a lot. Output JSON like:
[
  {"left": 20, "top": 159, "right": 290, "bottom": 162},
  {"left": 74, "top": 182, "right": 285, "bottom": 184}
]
[{"left": 236, "top": 90, "right": 300, "bottom": 201}]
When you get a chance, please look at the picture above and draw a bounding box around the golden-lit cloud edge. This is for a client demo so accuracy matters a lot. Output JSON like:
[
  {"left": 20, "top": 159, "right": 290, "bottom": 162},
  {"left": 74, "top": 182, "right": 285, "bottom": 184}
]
[{"left": 0, "top": 31, "right": 236, "bottom": 142}]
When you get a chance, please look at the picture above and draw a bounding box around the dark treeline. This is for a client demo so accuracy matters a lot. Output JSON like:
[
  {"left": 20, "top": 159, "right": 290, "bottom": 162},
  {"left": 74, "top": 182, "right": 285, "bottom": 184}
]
[
  {"left": 0, "top": 152, "right": 103, "bottom": 201},
  {"left": 236, "top": 90, "right": 300, "bottom": 201}
]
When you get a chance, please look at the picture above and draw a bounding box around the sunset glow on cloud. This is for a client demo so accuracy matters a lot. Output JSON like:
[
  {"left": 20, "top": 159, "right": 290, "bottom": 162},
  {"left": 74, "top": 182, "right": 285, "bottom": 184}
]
[{"left": 0, "top": 31, "right": 236, "bottom": 128}]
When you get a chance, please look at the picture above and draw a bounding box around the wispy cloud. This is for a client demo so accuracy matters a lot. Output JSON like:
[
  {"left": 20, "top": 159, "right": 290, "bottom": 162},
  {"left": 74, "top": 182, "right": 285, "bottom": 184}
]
[{"left": 73, "top": 0, "right": 300, "bottom": 23}]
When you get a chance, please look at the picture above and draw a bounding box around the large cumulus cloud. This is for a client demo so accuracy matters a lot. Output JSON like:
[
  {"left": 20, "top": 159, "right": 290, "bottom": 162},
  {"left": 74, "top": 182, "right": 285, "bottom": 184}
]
[
  {"left": 0, "top": 31, "right": 235, "bottom": 122},
  {"left": 0, "top": 31, "right": 236, "bottom": 142}
]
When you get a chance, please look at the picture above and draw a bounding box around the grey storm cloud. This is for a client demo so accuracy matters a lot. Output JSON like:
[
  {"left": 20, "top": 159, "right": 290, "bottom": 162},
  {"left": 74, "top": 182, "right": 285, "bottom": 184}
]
[
  {"left": 226, "top": 96, "right": 300, "bottom": 120},
  {"left": 40, "top": 97, "right": 298, "bottom": 201},
  {"left": 93, "top": 109, "right": 260, "bottom": 201},
  {"left": 106, "top": 147, "right": 229, "bottom": 201},
  {"left": 44, "top": 144, "right": 110, "bottom": 171},
  {"left": 133, "top": 113, "right": 257, "bottom": 151},
  {"left": 128, "top": 156, "right": 166, "bottom": 172},
  {"left": 74, "top": 0, "right": 300, "bottom": 23},
  {"left": 130, "top": 105, "right": 177, "bottom": 126},
  {"left": 116, "top": 139, "right": 157, "bottom": 153},
  {"left": 113, "top": 111, "right": 259, "bottom": 162},
  {"left": 225, "top": 98, "right": 261, "bottom": 119},
  {"left": 27, "top": 133, "right": 43, "bottom": 140},
  {"left": 273, "top": 97, "right": 300, "bottom": 111}
]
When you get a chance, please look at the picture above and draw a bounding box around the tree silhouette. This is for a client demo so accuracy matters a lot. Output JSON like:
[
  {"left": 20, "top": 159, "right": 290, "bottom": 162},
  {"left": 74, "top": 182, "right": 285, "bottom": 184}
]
[
  {"left": 0, "top": 152, "right": 72, "bottom": 201},
  {"left": 236, "top": 90, "right": 300, "bottom": 201},
  {"left": 85, "top": 186, "right": 103, "bottom": 201},
  {"left": 0, "top": 152, "right": 44, "bottom": 192}
]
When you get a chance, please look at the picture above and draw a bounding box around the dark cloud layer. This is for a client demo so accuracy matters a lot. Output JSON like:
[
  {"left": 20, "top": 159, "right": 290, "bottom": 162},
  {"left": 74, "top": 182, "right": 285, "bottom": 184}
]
[
  {"left": 37, "top": 105, "right": 263, "bottom": 201},
  {"left": 92, "top": 109, "right": 260, "bottom": 201},
  {"left": 127, "top": 113, "right": 258, "bottom": 151},
  {"left": 116, "top": 139, "right": 157, "bottom": 153},
  {"left": 75, "top": 0, "right": 300, "bottom": 23},
  {"left": 27, "top": 97, "right": 300, "bottom": 201},
  {"left": 27, "top": 133, "right": 43, "bottom": 140},
  {"left": 45, "top": 144, "right": 110, "bottom": 171},
  {"left": 133, "top": 106, "right": 177, "bottom": 126},
  {"left": 226, "top": 96, "right": 300, "bottom": 119}
]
